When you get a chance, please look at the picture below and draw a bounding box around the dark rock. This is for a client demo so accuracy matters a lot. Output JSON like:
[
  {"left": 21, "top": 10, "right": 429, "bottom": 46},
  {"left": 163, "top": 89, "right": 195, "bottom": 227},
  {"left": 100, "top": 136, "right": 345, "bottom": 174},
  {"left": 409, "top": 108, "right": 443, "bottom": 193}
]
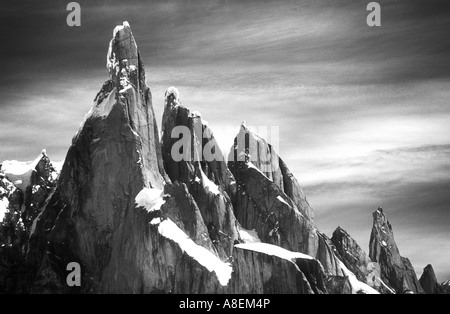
[
  {"left": 27, "top": 22, "right": 233, "bottom": 294},
  {"left": 228, "top": 141, "right": 342, "bottom": 278},
  {"left": 419, "top": 264, "right": 445, "bottom": 294},
  {"left": 369, "top": 208, "right": 424, "bottom": 294},
  {"left": 228, "top": 124, "right": 314, "bottom": 222},
  {"left": 23, "top": 150, "right": 58, "bottom": 233},
  {"left": 324, "top": 276, "right": 352, "bottom": 294},
  {"left": 441, "top": 280, "right": 450, "bottom": 294},
  {"left": 230, "top": 243, "right": 326, "bottom": 294},
  {"left": 332, "top": 226, "right": 382, "bottom": 291},
  {"left": 160, "top": 87, "right": 239, "bottom": 260}
]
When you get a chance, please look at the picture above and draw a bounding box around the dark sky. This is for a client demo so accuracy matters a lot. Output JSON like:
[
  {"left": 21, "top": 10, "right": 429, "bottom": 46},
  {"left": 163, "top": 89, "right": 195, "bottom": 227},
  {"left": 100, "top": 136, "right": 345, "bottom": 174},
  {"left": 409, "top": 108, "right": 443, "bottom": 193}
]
[{"left": 1, "top": 0, "right": 450, "bottom": 280}]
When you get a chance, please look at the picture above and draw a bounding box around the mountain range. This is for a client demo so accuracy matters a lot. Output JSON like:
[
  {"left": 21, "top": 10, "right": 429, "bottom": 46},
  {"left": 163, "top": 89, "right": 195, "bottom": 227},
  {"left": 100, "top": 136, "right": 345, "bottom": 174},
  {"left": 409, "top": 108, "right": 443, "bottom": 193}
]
[{"left": 0, "top": 22, "right": 447, "bottom": 294}]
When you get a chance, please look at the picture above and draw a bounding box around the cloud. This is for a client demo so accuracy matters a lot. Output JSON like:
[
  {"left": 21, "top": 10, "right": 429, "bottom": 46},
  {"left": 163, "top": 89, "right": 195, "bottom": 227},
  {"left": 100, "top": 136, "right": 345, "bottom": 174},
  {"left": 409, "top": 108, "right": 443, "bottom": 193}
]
[{"left": 301, "top": 144, "right": 450, "bottom": 279}]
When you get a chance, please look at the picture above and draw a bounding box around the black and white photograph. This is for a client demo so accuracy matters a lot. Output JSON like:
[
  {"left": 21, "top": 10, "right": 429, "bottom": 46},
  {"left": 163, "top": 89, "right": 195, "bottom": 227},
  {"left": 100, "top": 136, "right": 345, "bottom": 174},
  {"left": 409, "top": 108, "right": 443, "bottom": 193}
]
[{"left": 0, "top": 0, "right": 449, "bottom": 299}]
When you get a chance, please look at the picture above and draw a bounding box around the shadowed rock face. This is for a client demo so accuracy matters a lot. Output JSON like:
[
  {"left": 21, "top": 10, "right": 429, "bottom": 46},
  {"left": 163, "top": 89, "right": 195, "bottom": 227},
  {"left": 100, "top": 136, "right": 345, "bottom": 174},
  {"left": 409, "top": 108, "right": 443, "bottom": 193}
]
[
  {"left": 442, "top": 280, "right": 450, "bottom": 294},
  {"left": 160, "top": 89, "right": 239, "bottom": 260},
  {"left": 369, "top": 208, "right": 424, "bottom": 294},
  {"left": 228, "top": 124, "right": 314, "bottom": 222},
  {"left": 23, "top": 152, "right": 58, "bottom": 233},
  {"left": 161, "top": 90, "right": 235, "bottom": 196},
  {"left": 331, "top": 226, "right": 387, "bottom": 292},
  {"left": 231, "top": 243, "right": 326, "bottom": 294},
  {"left": 419, "top": 264, "right": 446, "bottom": 294},
  {"left": 228, "top": 126, "right": 342, "bottom": 278},
  {"left": 26, "top": 22, "right": 230, "bottom": 293}
]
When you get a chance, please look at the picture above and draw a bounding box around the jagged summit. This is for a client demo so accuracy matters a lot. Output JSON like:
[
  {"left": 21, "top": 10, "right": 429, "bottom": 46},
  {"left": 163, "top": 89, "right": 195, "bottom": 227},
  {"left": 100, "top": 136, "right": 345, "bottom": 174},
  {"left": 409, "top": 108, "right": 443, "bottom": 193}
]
[
  {"left": 419, "top": 264, "right": 444, "bottom": 294},
  {"left": 370, "top": 208, "right": 424, "bottom": 294},
  {"left": 107, "top": 21, "right": 140, "bottom": 89},
  {"left": 165, "top": 86, "right": 180, "bottom": 104},
  {"left": 228, "top": 125, "right": 314, "bottom": 222}
]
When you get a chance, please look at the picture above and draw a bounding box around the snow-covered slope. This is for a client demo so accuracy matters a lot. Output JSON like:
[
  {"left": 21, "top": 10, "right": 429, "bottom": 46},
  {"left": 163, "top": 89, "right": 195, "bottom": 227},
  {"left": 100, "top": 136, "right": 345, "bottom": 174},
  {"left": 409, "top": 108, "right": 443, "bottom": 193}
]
[{"left": 158, "top": 218, "right": 232, "bottom": 286}]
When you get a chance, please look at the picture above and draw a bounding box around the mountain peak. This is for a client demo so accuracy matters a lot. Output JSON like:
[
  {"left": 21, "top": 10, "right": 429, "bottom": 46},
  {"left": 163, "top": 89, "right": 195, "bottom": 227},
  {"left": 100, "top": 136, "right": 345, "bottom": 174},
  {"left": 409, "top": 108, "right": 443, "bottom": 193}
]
[
  {"left": 369, "top": 208, "right": 424, "bottom": 294},
  {"left": 165, "top": 86, "right": 180, "bottom": 105},
  {"left": 107, "top": 21, "right": 141, "bottom": 91}
]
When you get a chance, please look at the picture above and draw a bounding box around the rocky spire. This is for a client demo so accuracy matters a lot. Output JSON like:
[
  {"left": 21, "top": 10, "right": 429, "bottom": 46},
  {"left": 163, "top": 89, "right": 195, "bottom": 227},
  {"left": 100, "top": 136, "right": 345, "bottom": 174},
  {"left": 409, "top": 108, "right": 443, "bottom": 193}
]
[
  {"left": 27, "top": 22, "right": 172, "bottom": 293},
  {"left": 369, "top": 208, "right": 424, "bottom": 294},
  {"left": 331, "top": 226, "right": 382, "bottom": 291},
  {"left": 228, "top": 126, "right": 343, "bottom": 278},
  {"left": 228, "top": 124, "right": 314, "bottom": 222},
  {"left": 419, "top": 264, "right": 445, "bottom": 294},
  {"left": 160, "top": 86, "right": 239, "bottom": 260}
]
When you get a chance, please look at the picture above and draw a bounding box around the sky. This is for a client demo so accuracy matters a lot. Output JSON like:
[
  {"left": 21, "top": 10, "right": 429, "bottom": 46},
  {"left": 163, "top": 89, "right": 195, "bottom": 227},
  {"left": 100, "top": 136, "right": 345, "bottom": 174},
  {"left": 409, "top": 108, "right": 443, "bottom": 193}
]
[{"left": 1, "top": 0, "right": 449, "bottom": 281}]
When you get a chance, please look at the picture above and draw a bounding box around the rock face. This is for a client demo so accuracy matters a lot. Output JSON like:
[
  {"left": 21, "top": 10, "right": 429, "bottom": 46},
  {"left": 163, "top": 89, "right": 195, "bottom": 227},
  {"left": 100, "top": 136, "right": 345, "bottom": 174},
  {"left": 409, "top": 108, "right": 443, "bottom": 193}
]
[
  {"left": 23, "top": 151, "right": 58, "bottom": 233},
  {"left": 442, "top": 280, "right": 450, "bottom": 294},
  {"left": 229, "top": 124, "right": 314, "bottom": 222},
  {"left": 26, "top": 22, "right": 237, "bottom": 293},
  {"left": 0, "top": 151, "right": 59, "bottom": 293},
  {"left": 331, "top": 226, "right": 392, "bottom": 293},
  {"left": 231, "top": 243, "right": 326, "bottom": 294},
  {"left": 369, "top": 208, "right": 424, "bottom": 294},
  {"left": 419, "top": 265, "right": 445, "bottom": 294},
  {"left": 228, "top": 125, "right": 341, "bottom": 278},
  {"left": 160, "top": 88, "right": 239, "bottom": 260}
]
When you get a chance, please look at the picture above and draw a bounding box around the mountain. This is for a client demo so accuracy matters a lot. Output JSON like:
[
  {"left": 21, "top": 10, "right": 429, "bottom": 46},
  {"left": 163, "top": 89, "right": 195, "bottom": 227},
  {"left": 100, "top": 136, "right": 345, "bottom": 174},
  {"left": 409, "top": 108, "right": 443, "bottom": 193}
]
[
  {"left": 0, "top": 22, "right": 443, "bottom": 294},
  {"left": 0, "top": 150, "right": 60, "bottom": 292},
  {"left": 369, "top": 208, "right": 424, "bottom": 294},
  {"left": 419, "top": 264, "right": 446, "bottom": 294},
  {"left": 331, "top": 226, "right": 394, "bottom": 293}
]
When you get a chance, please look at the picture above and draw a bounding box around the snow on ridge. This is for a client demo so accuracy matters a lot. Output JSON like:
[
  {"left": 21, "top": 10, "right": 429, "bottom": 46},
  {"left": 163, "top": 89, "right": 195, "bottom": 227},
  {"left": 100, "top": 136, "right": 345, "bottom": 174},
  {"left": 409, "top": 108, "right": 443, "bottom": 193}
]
[
  {"left": 112, "top": 21, "right": 130, "bottom": 38},
  {"left": 239, "top": 227, "right": 261, "bottom": 243},
  {"left": 246, "top": 161, "right": 273, "bottom": 182},
  {"left": 158, "top": 218, "right": 232, "bottom": 286},
  {"left": 277, "top": 195, "right": 292, "bottom": 208},
  {"left": 235, "top": 242, "right": 314, "bottom": 261},
  {"left": 200, "top": 169, "right": 220, "bottom": 195},
  {"left": 51, "top": 160, "right": 64, "bottom": 173},
  {"left": 1, "top": 153, "right": 42, "bottom": 191},
  {"left": 165, "top": 86, "right": 180, "bottom": 103},
  {"left": 338, "top": 261, "right": 379, "bottom": 294},
  {"left": 135, "top": 187, "right": 166, "bottom": 213},
  {"left": 379, "top": 278, "right": 396, "bottom": 294}
]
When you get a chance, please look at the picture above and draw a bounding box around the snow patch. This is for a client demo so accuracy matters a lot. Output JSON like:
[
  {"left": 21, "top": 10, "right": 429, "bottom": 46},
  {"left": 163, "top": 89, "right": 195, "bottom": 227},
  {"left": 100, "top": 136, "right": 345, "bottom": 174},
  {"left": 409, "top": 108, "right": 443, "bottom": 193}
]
[
  {"left": 239, "top": 227, "right": 261, "bottom": 243},
  {"left": 277, "top": 195, "right": 292, "bottom": 208},
  {"left": 135, "top": 188, "right": 165, "bottom": 212},
  {"left": 339, "top": 261, "right": 379, "bottom": 294},
  {"left": 191, "top": 111, "right": 202, "bottom": 118},
  {"left": 165, "top": 86, "right": 180, "bottom": 102},
  {"left": 246, "top": 162, "right": 273, "bottom": 182},
  {"left": 200, "top": 169, "right": 220, "bottom": 195},
  {"left": 112, "top": 21, "right": 129, "bottom": 38},
  {"left": 1, "top": 153, "right": 42, "bottom": 191},
  {"left": 235, "top": 242, "right": 314, "bottom": 261},
  {"left": 30, "top": 211, "right": 43, "bottom": 236},
  {"left": 158, "top": 219, "right": 232, "bottom": 286},
  {"left": 0, "top": 197, "right": 9, "bottom": 222},
  {"left": 150, "top": 217, "right": 161, "bottom": 225},
  {"left": 381, "top": 240, "right": 387, "bottom": 247},
  {"left": 379, "top": 278, "right": 396, "bottom": 294}
]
